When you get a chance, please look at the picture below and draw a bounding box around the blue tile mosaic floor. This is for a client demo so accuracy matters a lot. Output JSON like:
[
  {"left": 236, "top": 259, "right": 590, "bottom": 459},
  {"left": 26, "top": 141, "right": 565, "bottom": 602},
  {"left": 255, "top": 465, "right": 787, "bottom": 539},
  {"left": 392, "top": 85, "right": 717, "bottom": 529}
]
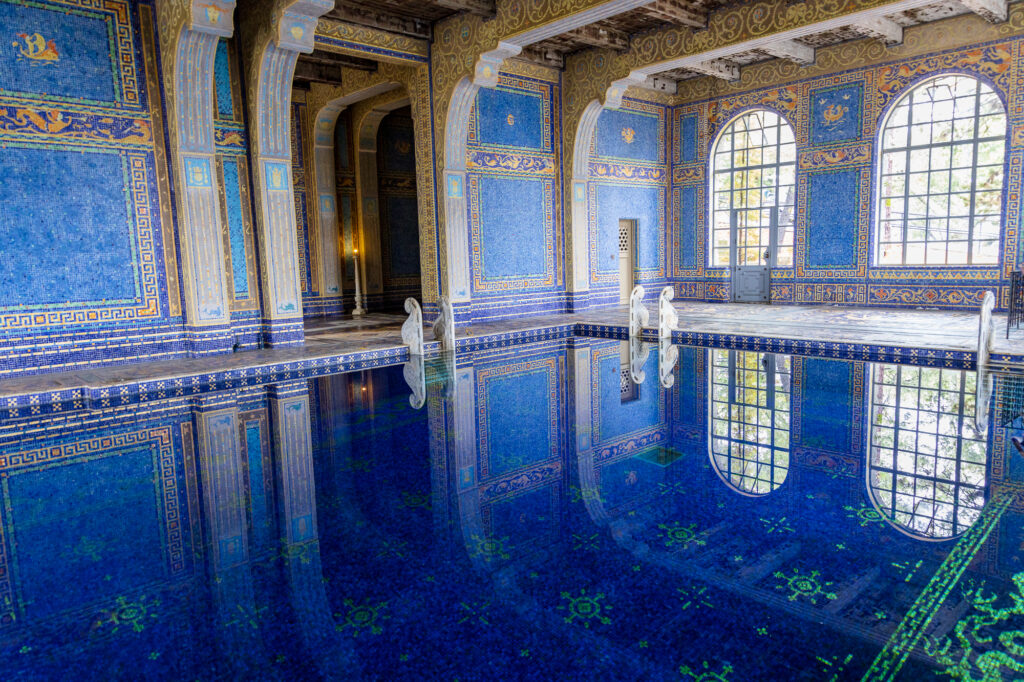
[{"left": 1, "top": 337, "right": 1023, "bottom": 680}]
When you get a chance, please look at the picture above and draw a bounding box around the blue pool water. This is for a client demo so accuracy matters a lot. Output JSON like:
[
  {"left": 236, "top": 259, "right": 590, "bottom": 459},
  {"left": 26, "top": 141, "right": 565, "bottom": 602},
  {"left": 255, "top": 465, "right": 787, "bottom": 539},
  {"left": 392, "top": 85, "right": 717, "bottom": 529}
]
[{"left": 1, "top": 337, "right": 1023, "bottom": 680}]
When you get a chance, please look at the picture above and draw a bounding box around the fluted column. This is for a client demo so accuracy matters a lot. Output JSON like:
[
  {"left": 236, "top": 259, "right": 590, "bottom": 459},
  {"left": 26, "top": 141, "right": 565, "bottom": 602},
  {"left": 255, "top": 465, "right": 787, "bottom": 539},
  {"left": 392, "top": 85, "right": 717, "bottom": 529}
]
[
  {"left": 239, "top": 0, "right": 333, "bottom": 346},
  {"left": 155, "top": 1, "right": 237, "bottom": 353}
]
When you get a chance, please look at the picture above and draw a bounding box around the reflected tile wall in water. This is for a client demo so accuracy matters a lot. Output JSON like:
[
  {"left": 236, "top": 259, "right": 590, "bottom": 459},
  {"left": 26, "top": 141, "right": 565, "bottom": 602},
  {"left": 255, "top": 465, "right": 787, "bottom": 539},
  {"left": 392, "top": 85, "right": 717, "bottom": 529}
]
[{"left": 0, "top": 339, "right": 1021, "bottom": 680}]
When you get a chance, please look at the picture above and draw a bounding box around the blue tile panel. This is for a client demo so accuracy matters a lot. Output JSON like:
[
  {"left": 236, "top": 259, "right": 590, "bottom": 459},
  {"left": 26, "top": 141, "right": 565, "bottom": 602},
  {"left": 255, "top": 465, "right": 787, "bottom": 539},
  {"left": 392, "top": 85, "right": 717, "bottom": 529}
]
[
  {"left": 810, "top": 83, "right": 863, "bottom": 145},
  {"left": 222, "top": 158, "right": 249, "bottom": 297},
  {"left": 213, "top": 37, "right": 233, "bottom": 119},
  {"left": 798, "top": 359, "right": 854, "bottom": 452},
  {"left": 5, "top": 442, "right": 165, "bottom": 618},
  {"left": 595, "top": 108, "right": 660, "bottom": 163},
  {"left": 0, "top": 1, "right": 117, "bottom": 104},
  {"left": 678, "top": 185, "right": 698, "bottom": 270},
  {"left": 478, "top": 175, "right": 548, "bottom": 279},
  {"left": 806, "top": 169, "right": 860, "bottom": 269},
  {"left": 474, "top": 86, "right": 544, "bottom": 151},
  {"left": 595, "top": 183, "right": 662, "bottom": 273},
  {"left": 483, "top": 367, "right": 553, "bottom": 477},
  {"left": 598, "top": 351, "right": 660, "bottom": 441},
  {"left": 0, "top": 147, "right": 136, "bottom": 307},
  {"left": 680, "top": 114, "right": 698, "bottom": 163},
  {"left": 245, "top": 421, "right": 272, "bottom": 549}
]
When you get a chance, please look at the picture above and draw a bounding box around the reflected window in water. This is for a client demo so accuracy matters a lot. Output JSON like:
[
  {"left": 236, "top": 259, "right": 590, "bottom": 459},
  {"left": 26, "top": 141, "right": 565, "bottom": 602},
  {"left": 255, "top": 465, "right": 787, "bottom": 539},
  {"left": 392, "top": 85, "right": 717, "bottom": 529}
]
[
  {"left": 868, "top": 364, "right": 987, "bottom": 539},
  {"left": 709, "top": 350, "right": 791, "bottom": 495}
]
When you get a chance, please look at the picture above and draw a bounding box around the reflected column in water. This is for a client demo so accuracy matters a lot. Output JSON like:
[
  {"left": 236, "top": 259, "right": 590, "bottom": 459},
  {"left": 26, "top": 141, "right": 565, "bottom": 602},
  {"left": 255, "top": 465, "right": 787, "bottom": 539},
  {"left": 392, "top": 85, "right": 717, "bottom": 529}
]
[
  {"left": 193, "top": 394, "right": 268, "bottom": 670},
  {"left": 269, "top": 380, "right": 361, "bottom": 676}
]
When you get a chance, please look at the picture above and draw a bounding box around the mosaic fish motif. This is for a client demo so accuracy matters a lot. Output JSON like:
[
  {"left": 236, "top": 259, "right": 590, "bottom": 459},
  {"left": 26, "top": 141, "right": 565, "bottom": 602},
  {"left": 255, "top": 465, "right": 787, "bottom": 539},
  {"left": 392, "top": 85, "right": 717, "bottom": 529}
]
[
  {"left": 13, "top": 33, "right": 58, "bottom": 64},
  {"left": 820, "top": 102, "right": 848, "bottom": 127}
]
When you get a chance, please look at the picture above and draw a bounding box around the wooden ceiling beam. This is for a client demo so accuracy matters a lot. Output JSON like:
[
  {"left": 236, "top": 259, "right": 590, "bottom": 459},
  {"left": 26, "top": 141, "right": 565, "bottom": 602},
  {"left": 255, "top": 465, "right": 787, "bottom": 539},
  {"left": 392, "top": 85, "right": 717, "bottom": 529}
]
[
  {"left": 326, "top": 4, "right": 431, "bottom": 39},
  {"left": 958, "top": 0, "right": 1007, "bottom": 22},
  {"left": 760, "top": 39, "right": 815, "bottom": 65},
  {"left": 687, "top": 59, "right": 739, "bottom": 81},
  {"left": 432, "top": 0, "right": 496, "bottom": 17},
  {"left": 564, "top": 24, "right": 630, "bottom": 51},
  {"left": 636, "top": 0, "right": 706, "bottom": 29},
  {"left": 850, "top": 16, "right": 903, "bottom": 45},
  {"left": 519, "top": 45, "right": 565, "bottom": 69}
]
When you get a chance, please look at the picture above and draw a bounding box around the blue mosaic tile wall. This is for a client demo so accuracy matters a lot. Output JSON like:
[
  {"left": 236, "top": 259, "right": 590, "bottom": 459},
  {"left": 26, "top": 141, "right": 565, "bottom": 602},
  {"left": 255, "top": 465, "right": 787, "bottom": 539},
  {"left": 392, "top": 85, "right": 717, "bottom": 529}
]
[
  {"left": 212, "top": 36, "right": 262, "bottom": 348},
  {"left": 466, "top": 71, "right": 566, "bottom": 320},
  {"left": 0, "top": 0, "right": 184, "bottom": 376},
  {"left": 377, "top": 108, "right": 421, "bottom": 310},
  {"left": 670, "top": 33, "right": 1023, "bottom": 310},
  {"left": 589, "top": 98, "right": 670, "bottom": 305}
]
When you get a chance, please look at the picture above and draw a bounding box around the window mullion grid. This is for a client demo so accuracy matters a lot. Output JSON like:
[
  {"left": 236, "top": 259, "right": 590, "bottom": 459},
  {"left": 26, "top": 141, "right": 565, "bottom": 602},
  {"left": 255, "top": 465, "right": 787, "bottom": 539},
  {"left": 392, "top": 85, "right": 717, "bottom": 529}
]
[
  {"left": 967, "top": 88, "right": 981, "bottom": 265},
  {"left": 891, "top": 365, "right": 904, "bottom": 521},
  {"left": 953, "top": 370, "right": 967, "bottom": 534}
]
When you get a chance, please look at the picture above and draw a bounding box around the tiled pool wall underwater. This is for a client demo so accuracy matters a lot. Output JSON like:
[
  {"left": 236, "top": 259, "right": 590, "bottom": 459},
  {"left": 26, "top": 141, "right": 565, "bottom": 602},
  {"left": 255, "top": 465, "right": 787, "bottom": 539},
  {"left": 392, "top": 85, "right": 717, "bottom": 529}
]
[{"left": 1, "top": 336, "right": 1023, "bottom": 679}]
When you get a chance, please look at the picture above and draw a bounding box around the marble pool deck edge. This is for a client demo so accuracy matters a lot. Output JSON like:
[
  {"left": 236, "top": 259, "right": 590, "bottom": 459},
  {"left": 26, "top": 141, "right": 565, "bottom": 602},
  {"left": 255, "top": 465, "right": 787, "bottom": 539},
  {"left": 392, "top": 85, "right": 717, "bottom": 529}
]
[{"left": 2, "top": 317, "right": 1023, "bottom": 417}]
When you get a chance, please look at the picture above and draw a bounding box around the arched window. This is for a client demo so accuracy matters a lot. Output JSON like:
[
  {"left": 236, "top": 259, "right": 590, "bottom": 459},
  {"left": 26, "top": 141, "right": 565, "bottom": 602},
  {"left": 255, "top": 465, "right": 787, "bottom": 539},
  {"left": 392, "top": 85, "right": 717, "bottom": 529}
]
[
  {"left": 867, "top": 364, "right": 988, "bottom": 539},
  {"left": 710, "top": 110, "right": 796, "bottom": 268},
  {"left": 876, "top": 74, "right": 1006, "bottom": 266},
  {"left": 709, "top": 350, "right": 791, "bottom": 495}
]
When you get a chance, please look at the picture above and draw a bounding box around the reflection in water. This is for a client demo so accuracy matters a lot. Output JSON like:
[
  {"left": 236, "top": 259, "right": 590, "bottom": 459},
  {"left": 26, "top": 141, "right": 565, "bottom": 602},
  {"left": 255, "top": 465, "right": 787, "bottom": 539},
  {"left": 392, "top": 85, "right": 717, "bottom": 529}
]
[
  {"left": 1, "top": 339, "right": 1021, "bottom": 680},
  {"left": 868, "top": 364, "right": 988, "bottom": 540},
  {"left": 709, "top": 350, "right": 791, "bottom": 495}
]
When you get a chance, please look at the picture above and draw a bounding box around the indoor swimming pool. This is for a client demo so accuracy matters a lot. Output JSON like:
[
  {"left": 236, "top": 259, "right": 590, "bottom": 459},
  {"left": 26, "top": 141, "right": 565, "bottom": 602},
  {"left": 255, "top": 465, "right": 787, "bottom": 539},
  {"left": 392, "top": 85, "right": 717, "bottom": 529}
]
[{"left": 1, "top": 337, "right": 1022, "bottom": 680}]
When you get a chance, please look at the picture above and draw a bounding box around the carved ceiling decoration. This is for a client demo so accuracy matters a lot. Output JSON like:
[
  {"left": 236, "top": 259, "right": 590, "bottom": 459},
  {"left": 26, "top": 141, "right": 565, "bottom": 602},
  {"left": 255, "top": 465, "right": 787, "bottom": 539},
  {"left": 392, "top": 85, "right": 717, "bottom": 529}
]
[{"left": 317, "top": 0, "right": 1011, "bottom": 79}]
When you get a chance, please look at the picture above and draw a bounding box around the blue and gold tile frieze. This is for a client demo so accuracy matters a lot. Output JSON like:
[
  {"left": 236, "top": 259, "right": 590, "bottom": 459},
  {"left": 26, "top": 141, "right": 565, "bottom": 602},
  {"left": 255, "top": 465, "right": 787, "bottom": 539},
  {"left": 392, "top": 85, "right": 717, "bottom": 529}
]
[
  {"left": 867, "top": 267, "right": 1002, "bottom": 281},
  {"left": 588, "top": 161, "right": 665, "bottom": 182},
  {"left": 796, "top": 283, "right": 866, "bottom": 305},
  {"left": 467, "top": 150, "right": 555, "bottom": 175},
  {"left": 874, "top": 44, "right": 1013, "bottom": 115},
  {"left": 797, "top": 143, "right": 871, "bottom": 170},
  {"left": 0, "top": 105, "right": 153, "bottom": 147},
  {"left": 706, "top": 85, "right": 801, "bottom": 142},
  {"left": 672, "top": 164, "right": 704, "bottom": 185},
  {"left": 867, "top": 285, "right": 995, "bottom": 308}
]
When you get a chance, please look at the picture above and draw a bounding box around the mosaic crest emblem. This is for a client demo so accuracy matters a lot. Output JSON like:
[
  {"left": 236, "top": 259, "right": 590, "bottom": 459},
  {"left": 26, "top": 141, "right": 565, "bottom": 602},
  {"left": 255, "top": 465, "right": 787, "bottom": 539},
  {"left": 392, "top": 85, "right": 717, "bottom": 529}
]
[
  {"left": 621, "top": 127, "right": 635, "bottom": 144},
  {"left": 201, "top": 3, "right": 221, "bottom": 23}
]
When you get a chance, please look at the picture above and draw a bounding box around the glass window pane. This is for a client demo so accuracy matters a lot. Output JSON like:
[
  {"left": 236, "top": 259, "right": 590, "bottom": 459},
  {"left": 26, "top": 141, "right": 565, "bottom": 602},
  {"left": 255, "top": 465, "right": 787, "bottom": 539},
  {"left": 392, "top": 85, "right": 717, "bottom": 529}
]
[{"left": 875, "top": 75, "right": 1006, "bottom": 266}]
